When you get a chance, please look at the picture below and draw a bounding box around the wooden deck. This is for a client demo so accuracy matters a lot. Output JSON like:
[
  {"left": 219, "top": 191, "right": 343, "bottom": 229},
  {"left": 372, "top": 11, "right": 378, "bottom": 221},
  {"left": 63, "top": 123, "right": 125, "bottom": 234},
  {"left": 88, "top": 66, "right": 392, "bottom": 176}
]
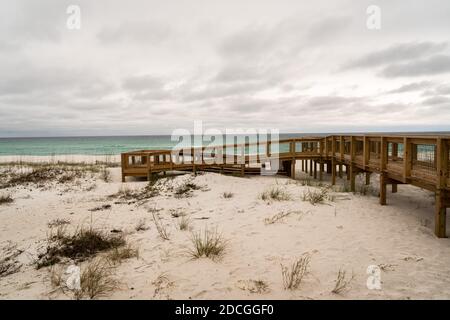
[{"left": 121, "top": 134, "right": 450, "bottom": 238}]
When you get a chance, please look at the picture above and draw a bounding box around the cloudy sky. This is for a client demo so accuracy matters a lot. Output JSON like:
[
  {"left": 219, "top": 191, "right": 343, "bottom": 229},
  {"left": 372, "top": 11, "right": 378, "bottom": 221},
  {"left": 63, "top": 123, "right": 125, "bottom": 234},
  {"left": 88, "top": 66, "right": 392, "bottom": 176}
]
[{"left": 1, "top": 0, "right": 450, "bottom": 137}]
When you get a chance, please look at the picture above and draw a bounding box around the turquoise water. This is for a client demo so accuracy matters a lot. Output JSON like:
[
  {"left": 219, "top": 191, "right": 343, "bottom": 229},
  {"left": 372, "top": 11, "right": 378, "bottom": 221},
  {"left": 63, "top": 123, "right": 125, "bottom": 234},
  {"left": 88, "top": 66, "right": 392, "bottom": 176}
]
[
  {"left": 0, "top": 134, "right": 307, "bottom": 156},
  {"left": 1, "top": 133, "right": 447, "bottom": 156}
]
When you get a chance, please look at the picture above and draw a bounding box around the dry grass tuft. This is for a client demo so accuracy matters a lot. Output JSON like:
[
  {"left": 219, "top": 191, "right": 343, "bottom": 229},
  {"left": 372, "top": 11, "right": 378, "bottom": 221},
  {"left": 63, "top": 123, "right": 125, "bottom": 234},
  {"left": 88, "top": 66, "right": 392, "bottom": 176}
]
[
  {"left": 331, "top": 268, "right": 354, "bottom": 294},
  {"left": 36, "top": 226, "right": 126, "bottom": 269},
  {"left": 100, "top": 167, "right": 111, "bottom": 182},
  {"left": 0, "top": 194, "right": 13, "bottom": 205},
  {"left": 189, "top": 228, "right": 227, "bottom": 260},
  {"left": 1, "top": 165, "right": 96, "bottom": 189},
  {"left": 174, "top": 180, "right": 202, "bottom": 198},
  {"left": 75, "top": 258, "right": 118, "bottom": 300},
  {"left": 237, "top": 279, "right": 270, "bottom": 294},
  {"left": 135, "top": 218, "right": 149, "bottom": 232},
  {"left": 152, "top": 211, "right": 170, "bottom": 240},
  {"left": 0, "top": 244, "right": 22, "bottom": 278},
  {"left": 47, "top": 218, "right": 71, "bottom": 228},
  {"left": 111, "top": 182, "right": 159, "bottom": 201},
  {"left": 264, "top": 210, "right": 301, "bottom": 225},
  {"left": 177, "top": 216, "right": 191, "bottom": 231},
  {"left": 301, "top": 188, "right": 328, "bottom": 205},
  {"left": 49, "top": 265, "right": 64, "bottom": 288},
  {"left": 107, "top": 244, "right": 139, "bottom": 264},
  {"left": 222, "top": 192, "right": 234, "bottom": 199},
  {"left": 260, "top": 187, "right": 291, "bottom": 201},
  {"left": 281, "top": 253, "right": 311, "bottom": 290}
]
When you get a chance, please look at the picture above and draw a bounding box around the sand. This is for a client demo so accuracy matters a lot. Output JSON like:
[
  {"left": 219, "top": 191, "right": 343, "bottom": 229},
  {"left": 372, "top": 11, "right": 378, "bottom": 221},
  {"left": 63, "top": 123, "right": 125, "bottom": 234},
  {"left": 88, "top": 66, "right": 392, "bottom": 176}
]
[{"left": 1, "top": 156, "right": 450, "bottom": 300}]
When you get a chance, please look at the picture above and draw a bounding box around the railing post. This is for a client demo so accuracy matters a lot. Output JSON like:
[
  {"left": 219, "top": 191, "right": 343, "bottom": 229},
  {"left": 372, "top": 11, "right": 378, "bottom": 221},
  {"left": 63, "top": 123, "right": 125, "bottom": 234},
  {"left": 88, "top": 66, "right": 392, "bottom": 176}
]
[
  {"left": 403, "top": 137, "right": 411, "bottom": 181},
  {"left": 435, "top": 138, "right": 448, "bottom": 237},
  {"left": 331, "top": 137, "right": 336, "bottom": 185},
  {"left": 363, "top": 136, "right": 369, "bottom": 168},
  {"left": 381, "top": 137, "right": 387, "bottom": 171},
  {"left": 350, "top": 136, "right": 356, "bottom": 192}
]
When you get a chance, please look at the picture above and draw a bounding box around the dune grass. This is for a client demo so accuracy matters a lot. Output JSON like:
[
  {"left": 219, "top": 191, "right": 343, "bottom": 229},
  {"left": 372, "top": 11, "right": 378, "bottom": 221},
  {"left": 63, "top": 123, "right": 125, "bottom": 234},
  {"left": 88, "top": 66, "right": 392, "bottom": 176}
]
[
  {"left": 260, "top": 187, "right": 291, "bottom": 201},
  {"left": 189, "top": 228, "right": 227, "bottom": 260},
  {"left": 36, "top": 226, "right": 126, "bottom": 269},
  {"left": 281, "top": 254, "right": 311, "bottom": 290}
]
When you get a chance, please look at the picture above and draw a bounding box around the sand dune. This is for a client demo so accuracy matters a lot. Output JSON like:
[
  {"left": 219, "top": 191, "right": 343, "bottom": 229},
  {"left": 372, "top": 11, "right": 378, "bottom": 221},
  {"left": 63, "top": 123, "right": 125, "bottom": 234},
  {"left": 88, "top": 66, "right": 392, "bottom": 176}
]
[{"left": 1, "top": 159, "right": 450, "bottom": 299}]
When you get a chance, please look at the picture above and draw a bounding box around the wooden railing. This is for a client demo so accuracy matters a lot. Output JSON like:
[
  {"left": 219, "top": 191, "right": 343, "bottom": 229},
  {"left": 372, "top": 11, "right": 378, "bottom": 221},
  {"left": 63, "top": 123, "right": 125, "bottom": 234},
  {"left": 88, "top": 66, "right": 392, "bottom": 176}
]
[{"left": 121, "top": 134, "right": 450, "bottom": 237}]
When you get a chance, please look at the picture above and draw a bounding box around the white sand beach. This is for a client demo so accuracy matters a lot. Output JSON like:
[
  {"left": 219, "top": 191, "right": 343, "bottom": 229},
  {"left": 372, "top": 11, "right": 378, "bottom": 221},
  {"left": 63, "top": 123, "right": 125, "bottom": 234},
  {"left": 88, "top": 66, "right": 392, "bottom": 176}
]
[{"left": 1, "top": 157, "right": 450, "bottom": 300}]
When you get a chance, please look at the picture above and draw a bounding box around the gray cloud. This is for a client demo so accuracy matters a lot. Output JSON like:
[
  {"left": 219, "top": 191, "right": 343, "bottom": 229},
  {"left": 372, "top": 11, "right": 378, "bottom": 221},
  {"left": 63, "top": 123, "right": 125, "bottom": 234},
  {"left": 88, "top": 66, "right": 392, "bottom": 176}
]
[
  {"left": 1, "top": 0, "right": 450, "bottom": 137},
  {"left": 388, "top": 81, "right": 434, "bottom": 94},
  {"left": 381, "top": 54, "right": 450, "bottom": 77},
  {"left": 422, "top": 96, "right": 450, "bottom": 105},
  {"left": 344, "top": 42, "right": 447, "bottom": 69}
]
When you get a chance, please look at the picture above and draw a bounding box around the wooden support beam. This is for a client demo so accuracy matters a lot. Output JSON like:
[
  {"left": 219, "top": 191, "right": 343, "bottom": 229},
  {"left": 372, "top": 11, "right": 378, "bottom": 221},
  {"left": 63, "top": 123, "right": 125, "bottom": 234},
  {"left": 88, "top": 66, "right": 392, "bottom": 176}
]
[
  {"left": 350, "top": 165, "right": 356, "bottom": 192},
  {"left": 392, "top": 184, "right": 398, "bottom": 193},
  {"left": 365, "top": 172, "right": 371, "bottom": 185},
  {"left": 301, "top": 160, "right": 304, "bottom": 172},
  {"left": 339, "top": 164, "right": 343, "bottom": 178},
  {"left": 309, "top": 159, "right": 313, "bottom": 177},
  {"left": 313, "top": 160, "right": 317, "bottom": 179},
  {"left": 319, "top": 161, "right": 324, "bottom": 181},
  {"left": 331, "top": 159, "right": 336, "bottom": 185},
  {"left": 346, "top": 165, "right": 350, "bottom": 181},
  {"left": 291, "top": 160, "right": 296, "bottom": 179},
  {"left": 403, "top": 137, "right": 411, "bottom": 180},
  {"left": 380, "top": 173, "right": 387, "bottom": 205},
  {"left": 381, "top": 137, "right": 387, "bottom": 172},
  {"left": 435, "top": 190, "right": 447, "bottom": 238},
  {"left": 241, "top": 164, "right": 245, "bottom": 177},
  {"left": 435, "top": 138, "right": 448, "bottom": 238}
]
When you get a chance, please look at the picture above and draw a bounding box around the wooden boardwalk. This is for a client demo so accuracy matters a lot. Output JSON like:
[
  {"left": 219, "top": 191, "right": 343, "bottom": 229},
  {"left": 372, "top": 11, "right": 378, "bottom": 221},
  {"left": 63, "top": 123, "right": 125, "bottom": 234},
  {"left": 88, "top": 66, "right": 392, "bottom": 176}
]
[{"left": 121, "top": 134, "right": 450, "bottom": 237}]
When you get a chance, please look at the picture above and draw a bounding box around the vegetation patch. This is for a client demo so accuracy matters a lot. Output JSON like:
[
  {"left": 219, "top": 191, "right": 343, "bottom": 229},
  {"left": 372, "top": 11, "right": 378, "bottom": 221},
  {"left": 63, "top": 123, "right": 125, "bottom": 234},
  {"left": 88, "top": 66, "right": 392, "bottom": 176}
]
[
  {"left": 259, "top": 187, "right": 291, "bottom": 201},
  {"left": 332, "top": 268, "right": 354, "bottom": 294},
  {"left": 189, "top": 228, "right": 227, "bottom": 260},
  {"left": 0, "top": 244, "right": 23, "bottom": 278},
  {"left": 281, "top": 253, "right": 311, "bottom": 290},
  {"left": 36, "top": 226, "right": 126, "bottom": 269},
  {"left": 0, "top": 194, "right": 13, "bottom": 205},
  {"left": 301, "top": 188, "right": 329, "bottom": 205}
]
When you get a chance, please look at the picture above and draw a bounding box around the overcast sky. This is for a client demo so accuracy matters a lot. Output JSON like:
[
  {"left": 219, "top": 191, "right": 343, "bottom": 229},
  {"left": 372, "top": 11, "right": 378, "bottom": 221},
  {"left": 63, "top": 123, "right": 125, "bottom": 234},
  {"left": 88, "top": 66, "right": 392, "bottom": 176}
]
[{"left": 1, "top": 0, "right": 450, "bottom": 137}]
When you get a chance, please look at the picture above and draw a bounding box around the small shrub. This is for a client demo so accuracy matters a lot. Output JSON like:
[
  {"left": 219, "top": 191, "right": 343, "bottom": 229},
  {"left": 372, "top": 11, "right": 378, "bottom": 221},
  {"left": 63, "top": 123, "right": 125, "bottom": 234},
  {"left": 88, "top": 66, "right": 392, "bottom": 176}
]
[
  {"left": 281, "top": 253, "right": 311, "bottom": 290},
  {"left": 189, "top": 228, "right": 227, "bottom": 260}
]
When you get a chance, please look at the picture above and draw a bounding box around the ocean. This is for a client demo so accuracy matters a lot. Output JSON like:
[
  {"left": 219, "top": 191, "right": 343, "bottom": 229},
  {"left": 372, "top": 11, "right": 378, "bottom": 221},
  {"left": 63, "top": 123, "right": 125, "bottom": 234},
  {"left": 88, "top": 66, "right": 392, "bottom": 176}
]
[
  {"left": 0, "top": 134, "right": 308, "bottom": 156},
  {"left": 0, "top": 132, "right": 447, "bottom": 156}
]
